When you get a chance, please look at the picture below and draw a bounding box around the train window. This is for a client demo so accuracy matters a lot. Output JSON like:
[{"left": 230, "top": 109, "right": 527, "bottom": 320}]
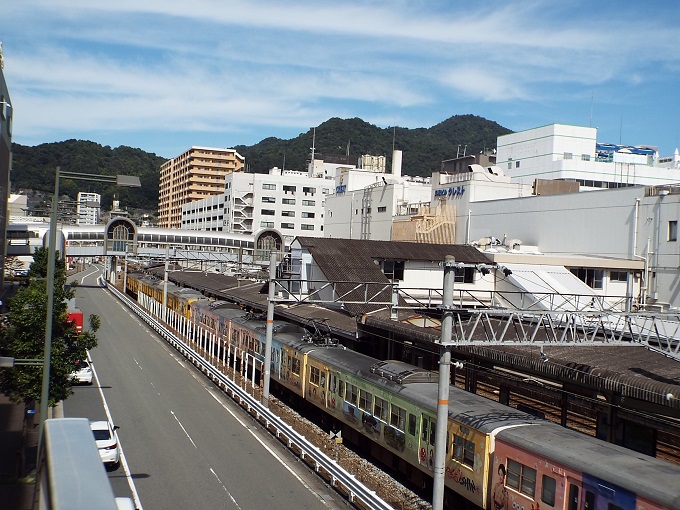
[
  {"left": 507, "top": 459, "right": 536, "bottom": 498},
  {"left": 373, "top": 396, "right": 388, "bottom": 421},
  {"left": 291, "top": 358, "right": 301, "bottom": 376},
  {"left": 347, "top": 384, "right": 358, "bottom": 405},
  {"left": 453, "top": 435, "right": 475, "bottom": 468},
  {"left": 408, "top": 414, "right": 416, "bottom": 436},
  {"left": 390, "top": 405, "right": 406, "bottom": 430},
  {"left": 584, "top": 490, "right": 595, "bottom": 510},
  {"left": 421, "top": 417, "right": 429, "bottom": 442},
  {"left": 429, "top": 420, "right": 436, "bottom": 446},
  {"left": 338, "top": 380, "right": 345, "bottom": 398},
  {"left": 309, "top": 366, "right": 320, "bottom": 385},
  {"left": 541, "top": 475, "right": 556, "bottom": 506},
  {"left": 359, "top": 390, "right": 373, "bottom": 412}
]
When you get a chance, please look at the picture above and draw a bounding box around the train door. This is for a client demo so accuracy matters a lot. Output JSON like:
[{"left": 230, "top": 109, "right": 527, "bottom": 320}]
[
  {"left": 418, "top": 414, "right": 436, "bottom": 470},
  {"left": 567, "top": 481, "right": 580, "bottom": 510}
]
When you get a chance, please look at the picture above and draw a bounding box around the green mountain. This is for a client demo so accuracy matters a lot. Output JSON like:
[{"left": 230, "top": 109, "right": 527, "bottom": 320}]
[{"left": 10, "top": 114, "right": 511, "bottom": 213}]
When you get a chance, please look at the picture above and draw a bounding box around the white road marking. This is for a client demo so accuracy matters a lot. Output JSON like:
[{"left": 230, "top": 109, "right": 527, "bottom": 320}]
[
  {"left": 91, "top": 360, "right": 144, "bottom": 510},
  {"left": 171, "top": 410, "right": 198, "bottom": 448},
  {"left": 210, "top": 467, "right": 243, "bottom": 510}
]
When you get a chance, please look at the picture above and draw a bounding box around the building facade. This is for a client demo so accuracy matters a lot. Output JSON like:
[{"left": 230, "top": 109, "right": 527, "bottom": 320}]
[
  {"left": 76, "top": 192, "right": 101, "bottom": 225},
  {"left": 182, "top": 167, "right": 332, "bottom": 242},
  {"left": 158, "top": 146, "right": 245, "bottom": 229},
  {"left": 0, "top": 46, "right": 12, "bottom": 285},
  {"left": 496, "top": 124, "right": 680, "bottom": 188}
]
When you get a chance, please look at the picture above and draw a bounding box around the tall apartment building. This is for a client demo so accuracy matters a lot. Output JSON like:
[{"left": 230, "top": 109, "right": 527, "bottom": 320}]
[
  {"left": 158, "top": 146, "right": 245, "bottom": 228},
  {"left": 182, "top": 167, "right": 332, "bottom": 242},
  {"left": 76, "top": 192, "right": 101, "bottom": 225}
]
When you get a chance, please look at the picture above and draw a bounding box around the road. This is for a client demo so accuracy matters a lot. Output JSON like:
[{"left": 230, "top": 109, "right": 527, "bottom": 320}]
[{"left": 64, "top": 265, "right": 346, "bottom": 510}]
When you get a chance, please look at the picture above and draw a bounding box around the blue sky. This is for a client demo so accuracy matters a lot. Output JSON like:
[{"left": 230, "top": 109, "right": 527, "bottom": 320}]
[{"left": 1, "top": 1, "right": 679, "bottom": 161}]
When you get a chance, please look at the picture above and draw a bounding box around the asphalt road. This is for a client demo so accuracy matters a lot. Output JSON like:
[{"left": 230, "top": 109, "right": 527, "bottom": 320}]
[{"left": 64, "top": 265, "right": 347, "bottom": 510}]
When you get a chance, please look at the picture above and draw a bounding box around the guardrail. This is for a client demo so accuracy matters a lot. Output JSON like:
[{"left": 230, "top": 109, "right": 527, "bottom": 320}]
[{"left": 105, "top": 281, "right": 393, "bottom": 510}]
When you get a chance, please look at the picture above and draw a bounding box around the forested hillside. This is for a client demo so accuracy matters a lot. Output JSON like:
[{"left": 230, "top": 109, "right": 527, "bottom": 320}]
[{"left": 11, "top": 114, "right": 511, "bottom": 212}]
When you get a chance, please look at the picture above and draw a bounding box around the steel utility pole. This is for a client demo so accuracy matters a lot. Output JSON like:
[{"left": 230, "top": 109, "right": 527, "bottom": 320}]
[{"left": 432, "top": 255, "right": 455, "bottom": 510}]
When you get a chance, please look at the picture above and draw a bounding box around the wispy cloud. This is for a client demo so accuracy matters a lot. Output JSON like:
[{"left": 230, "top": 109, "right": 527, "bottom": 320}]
[{"left": 2, "top": 0, "right": 679, "bottom": 157}]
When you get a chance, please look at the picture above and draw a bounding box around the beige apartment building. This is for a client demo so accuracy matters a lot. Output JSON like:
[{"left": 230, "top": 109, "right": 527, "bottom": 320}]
[{"left": 158, "top": 146, "right": 245, "bottom": 228}]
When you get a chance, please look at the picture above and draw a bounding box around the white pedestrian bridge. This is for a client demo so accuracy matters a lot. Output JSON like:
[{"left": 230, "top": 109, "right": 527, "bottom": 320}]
[{"left": 7, "top": 218, "right": 286, "bottom": 273}]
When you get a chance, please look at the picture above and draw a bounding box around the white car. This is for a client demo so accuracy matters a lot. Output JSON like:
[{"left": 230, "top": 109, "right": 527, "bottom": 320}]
[
  {"left": 90, "top": 420, "right": 121, "bottom": 467},
  {"left": 71, "top": 360, "right": 93, "bottom": 385}
]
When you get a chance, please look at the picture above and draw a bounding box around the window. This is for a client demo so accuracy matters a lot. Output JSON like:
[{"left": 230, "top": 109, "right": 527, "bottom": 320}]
[
  {"left": 564, "top": 152, "right": 573, "bottom": 160},
  {"left": 669, "top": 220, "right": 678, "bottom": 242},
  {"left": 346, "top": 384, "right": 358, "bottom": 405},
  {"left": 506, "top": 459, "right": 536, "bottom": 498},
  {"left": 283, "top": 185, "right": 296, "bottom": 194},
  {"left": 261, "top": 209, "right": 275, "bottom": 216},
  {"left": 280, "top": 223, "right": 294, "bottom": 229},
  {"left": 259, "top": 221, "right": 274, "bottom": 228},
  {"left": 359, "top": 390, "right": 373, "bottom": 412},
  {"left": 390, "top": 404, "right": 406, "bottom": 430},
  {"left": 281, "top": 210, "right": 295, "bottom": 217},
  {"left": 515, "top": 161, "right": 520, "bottom": 168},
  {"left": 610, "top": 271, "right": 628, "bottom": 282},
  {"left": 262, "top": 183, "right": 276, "bottom": 190},
  {"left": 262, "top": 196, "right": 276, "bottom": 203},
  {"left": 303, "top": 186, "right": 316, "bottom": 195},
  {"left": 581, "top": 154, "right": 591, "bottom": 161},
  {"left": 373, "top": 396, "right": 388, "bottom": 421},
  {"left": 302, "top": 200, "right": 316, "bottom": 206},
  {"left": 301, "top": 212, "right": 315, "bottom": 218},
  {"left": 290, "top": 356, "right": 301, "bottom": 376},
  {"left": 408, "top": 414, "right": 417, "bottom": 436},
  {"left": 301, "top": 224, "right": 314, "bottom": 230},
  {"left": 309, "top": 366, "right": 320, "bottom": 385},
  {"left": 282, "top": 198, "right": 296, "bottom": 205},
  {"left": 455, "top": 267, "right": 475, "bottom": 284},
  {"left": 453, "top": 435, "right": 475, "bottom": 468},
  {"left": 541, "top": 475, "right": 557, "bottom": 506},
  {"left": 571, "top": 268, "right": 604, "bottom": 289},
  {"left": 378, "top": 206, "right": 387, "bottom": 213},
  {"left": 383, "top": 260, "right": 405, "bottom": 281}
]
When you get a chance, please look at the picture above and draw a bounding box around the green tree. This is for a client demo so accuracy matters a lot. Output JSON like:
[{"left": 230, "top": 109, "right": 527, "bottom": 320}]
[{"left": 0, "top": 247, "right": 99, "bottom": 406}]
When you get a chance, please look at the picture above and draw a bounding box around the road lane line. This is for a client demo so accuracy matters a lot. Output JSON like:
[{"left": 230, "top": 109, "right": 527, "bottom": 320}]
[
  {"left": 92, "top": 361, "right": 144, "bottom": 510},
  {"left": 171, "top": 410, "right": 198, "bottom": 448},
  {"left": 210, "top": 467, "right": 244, "bottom": 510}
]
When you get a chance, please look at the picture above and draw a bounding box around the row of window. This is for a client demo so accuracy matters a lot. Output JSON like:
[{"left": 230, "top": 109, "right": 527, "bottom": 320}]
[
  {"left": 262, "top": 183, "right": 330, "bottom": 194},
  {"left": 260, "top": 209, "right": 317, "bottom": 218},
  {"left": 503, "top": 459, "right": 559, "bottom": 508},
  {"left": 261, "top": 196, "right": 319, "bottom": 207},
  {"left": 260, "top": 221, "right": 317, "bottom": 231}
]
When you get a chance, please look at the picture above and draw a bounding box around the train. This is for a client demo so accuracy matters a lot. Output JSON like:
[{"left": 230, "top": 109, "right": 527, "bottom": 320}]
[{"left": 125, "top": 271, "right": 680, "bottom": 510}]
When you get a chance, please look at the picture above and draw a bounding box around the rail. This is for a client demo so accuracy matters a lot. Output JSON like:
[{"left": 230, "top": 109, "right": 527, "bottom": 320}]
[{"left": 104, "top": 279, "right": 393, "bottom": 510}]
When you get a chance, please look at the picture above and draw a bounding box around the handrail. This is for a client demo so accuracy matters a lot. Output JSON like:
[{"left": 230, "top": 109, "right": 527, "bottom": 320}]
[{"left": 105, "top": 282, "right": 394, "bottom": 510}]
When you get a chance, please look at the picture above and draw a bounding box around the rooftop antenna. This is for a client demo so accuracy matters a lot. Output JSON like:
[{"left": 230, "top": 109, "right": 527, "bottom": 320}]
[
  {"left": 456, "top": 144, "right": 460, "bottom": 158},
  {"left": 310, "top": 127, "right": 316, "bottom": 162},
  {"left": 282, "top": 153, "right": 285, "bottom": 171},
  {"left": 392, "top": 125, "right": 396, "bottom": 154},
  {"left": 346, "top": 140, "right": 350, "bottom": 157}
]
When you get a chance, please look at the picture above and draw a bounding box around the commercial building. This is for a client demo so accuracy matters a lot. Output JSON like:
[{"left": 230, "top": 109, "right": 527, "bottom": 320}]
[
  {"left": 324, "top": 150, "right": 432, "bottom": 241},
  {"left": 182, "top": 167, "right": 332, "bottom": 242},
  {"left": 158, "top": 146, "right": 245, "bottom": 229},
  {"left": 496, "top": 124, "right": 680, "bottom": 188}
]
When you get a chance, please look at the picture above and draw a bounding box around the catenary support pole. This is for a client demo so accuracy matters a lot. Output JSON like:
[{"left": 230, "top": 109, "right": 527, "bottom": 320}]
[
  {"left": 263, "top": 252, "right": 276, "bottom": 407},
  {"left": 432, "top": 255, "right": 455, "bottom": 510}
]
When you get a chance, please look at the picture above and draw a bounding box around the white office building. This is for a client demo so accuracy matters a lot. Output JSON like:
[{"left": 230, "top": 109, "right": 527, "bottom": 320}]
[
  {"left": 325, "top": 150, "right": 433, "bottom": 240},
  {"left": 182, "top": 167, "right": 333, "bottom": 242},
  {"left": 76, "top": 192, "right": 101, "bottom": 225},
  {"left": 496, "top": 124, "right": 680, "bottom": 188}
]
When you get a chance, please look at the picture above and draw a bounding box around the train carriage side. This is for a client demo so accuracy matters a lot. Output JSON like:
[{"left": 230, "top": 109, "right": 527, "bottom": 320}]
[
  {"left": 175, "top": 288, "right": 208, "bottom": 319},
  {"left": 493, "top": 421, "right": 680, "bottom": 510}
]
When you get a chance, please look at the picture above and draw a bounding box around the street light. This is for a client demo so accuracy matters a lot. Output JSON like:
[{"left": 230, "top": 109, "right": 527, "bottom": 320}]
[{"left": 40, "top": 167, "right": 140, "bottom": 446}]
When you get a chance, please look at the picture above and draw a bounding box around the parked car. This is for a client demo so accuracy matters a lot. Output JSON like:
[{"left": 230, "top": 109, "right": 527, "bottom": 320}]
[
  {"left": 71, "top": 360, "right": 93, "bottom": 385},
  {"left": 90, "top": 420, "right": 120, "bottom": 467}
]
